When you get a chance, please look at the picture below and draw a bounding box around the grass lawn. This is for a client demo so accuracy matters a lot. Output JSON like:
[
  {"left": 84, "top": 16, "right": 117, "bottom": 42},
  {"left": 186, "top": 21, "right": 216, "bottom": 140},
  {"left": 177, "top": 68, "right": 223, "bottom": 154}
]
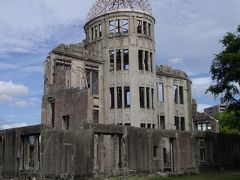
[{"left": 111, "top": 171, "right": 240, "bottom": 180}]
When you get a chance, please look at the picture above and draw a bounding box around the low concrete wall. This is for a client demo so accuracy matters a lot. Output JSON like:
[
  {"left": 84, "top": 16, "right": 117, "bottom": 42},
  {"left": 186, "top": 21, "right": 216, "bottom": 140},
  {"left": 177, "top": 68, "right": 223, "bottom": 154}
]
[{"left": 0, "top": 124, "right": 240, "bottom": 179}]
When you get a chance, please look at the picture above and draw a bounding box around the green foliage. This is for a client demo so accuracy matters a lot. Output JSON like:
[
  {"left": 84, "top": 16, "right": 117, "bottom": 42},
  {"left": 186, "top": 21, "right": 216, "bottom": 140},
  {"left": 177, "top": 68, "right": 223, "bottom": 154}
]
[
  {"left": 207, "top": 25, "right": 240, "bottom": 106},
  {"left": 216, "top": 110, "right": 240, "bottom": 135}
]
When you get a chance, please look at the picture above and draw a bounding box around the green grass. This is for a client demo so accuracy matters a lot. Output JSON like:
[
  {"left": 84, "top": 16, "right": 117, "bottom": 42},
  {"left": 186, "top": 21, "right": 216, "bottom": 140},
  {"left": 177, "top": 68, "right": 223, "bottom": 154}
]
[{"left": 110, "top": 171, "right": 240, "bottom": 180}]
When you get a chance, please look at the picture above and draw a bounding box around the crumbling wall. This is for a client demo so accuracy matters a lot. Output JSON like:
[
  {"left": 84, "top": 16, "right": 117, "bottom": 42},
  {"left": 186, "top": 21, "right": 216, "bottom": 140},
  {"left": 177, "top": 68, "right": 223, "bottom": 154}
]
[
  {"left": 41, "top": 130, "right": 94, "bottom": 179},
  {"left": 41, "top": 88, "right": 93, "bottom": 130}
]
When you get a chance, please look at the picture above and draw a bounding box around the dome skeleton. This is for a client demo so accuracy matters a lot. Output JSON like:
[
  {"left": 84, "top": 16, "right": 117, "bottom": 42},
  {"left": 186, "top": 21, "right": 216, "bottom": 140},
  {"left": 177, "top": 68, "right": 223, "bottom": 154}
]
[{"left": 87, "top": 0, "right": 152, "bottom": 22}]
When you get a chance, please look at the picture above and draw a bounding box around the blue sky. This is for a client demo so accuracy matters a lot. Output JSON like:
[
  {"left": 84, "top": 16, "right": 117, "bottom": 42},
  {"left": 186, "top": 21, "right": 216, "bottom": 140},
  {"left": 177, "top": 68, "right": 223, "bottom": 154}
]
[{"left": 0, "top": 0, "right": 240, "bottom": 128}]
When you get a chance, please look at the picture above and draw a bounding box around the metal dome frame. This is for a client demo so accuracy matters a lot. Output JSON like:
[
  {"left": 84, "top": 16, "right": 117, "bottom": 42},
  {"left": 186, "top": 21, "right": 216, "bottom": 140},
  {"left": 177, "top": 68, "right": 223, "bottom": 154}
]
[{"left": 86, "top": 0, "right": 152, "bottom": 22}]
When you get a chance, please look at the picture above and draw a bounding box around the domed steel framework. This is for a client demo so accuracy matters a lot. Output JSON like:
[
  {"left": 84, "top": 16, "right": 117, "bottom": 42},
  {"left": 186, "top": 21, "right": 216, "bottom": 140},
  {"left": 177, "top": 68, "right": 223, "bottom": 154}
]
[{"left": 87, "top": 0, "right": 152, "bottom": 22}]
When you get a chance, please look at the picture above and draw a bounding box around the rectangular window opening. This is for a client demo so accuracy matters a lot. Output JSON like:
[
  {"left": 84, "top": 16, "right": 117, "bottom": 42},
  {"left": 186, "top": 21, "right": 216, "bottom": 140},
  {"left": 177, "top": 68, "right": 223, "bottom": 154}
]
[
  {"left": 110, "top": 87, "right": 115, "bottom": 109},
  {"left": 139, "top": 87, "right": 145, "bottom": 108},
  {"left": 179, "top": 86, "right": 184, "bottom": 104},
  {"left": 124, "top": 87, "right": 131, "bottom": 108},
  {"left": 51, "top": 102, "right": 55, "bottom": 127},
  {"left": 144, "top": 51, "right": 149, "bottom": 71},
  {"left": 92, "top": 70, "right": 99, "bottom": 95},
  {"left": 146, "top": 87, "right": 150, "bottom": 109},
  {"left": 163, "top": 148, "right": 167, "bottom": 164},
  {"left": 109, "top": 20, "right": 115, "bottom": 33},
  {"left": 173, "top": 85, "right": 178, "bottom": 104},
  {"left": 116, "top": 49, "right": 122, "bottom": 71},
  {"left": 93, "top": 109, "right": 99, "bottom": 123},
  {"left": 116, "top": 19, "right": 121, "bottom": 33},
  {"left": 153, "top": 146, "right": 158, "bottom": 158},
  {"left": 117, "top": 87, "right": 122, "bottom": 108},
  {"left": 140, "top": 123, "right": 146, "bottom": 128},
  {"left": 174, "top": 116, "right": 179, "bottom": 130},
  {"left": 151, "top": 88, "right": 154, "bottom": 109},
  {"left": 150, "top": 52, "right": 153, "bottom": 72},
  {"left": 94, "top": 25, "right": 98, "bottom": 38},
  {"left": 138, "top": 50, "right": 143, "bottom": 70},
  {"left": 143, "top": 21, "right": 147, "bottom": 35},
  {"left": 147, "top": 123, "right": 151, "bottom": 128},
  {"left": 123, "top": 19, "right": 129, "bottom": 33},
  {"left": 63, "top": 115, "right": 70, "bottom": 130},
  {"left": 137, "top": 20, "right": 142, "bottom": 34},
  {"left": 158, "top": 83, "right": 164, "bottom": 102},
  {"left": 109, "top": 50, "right": 114, "bottom": 71},
  {"left": 148, "top": 23, "right": 151, "bottom": 36},
  {"left": 160, "top": 116, "right": 165, "bottom": 129},
  {"left": 181, "top": 117, "right": 185, "bottom": 130},
  {"left": 98, "top": 24, "right": 102, "bottom": 37},
  {"left": 123, "top": 49, "right": 129, "bottom": 70}
]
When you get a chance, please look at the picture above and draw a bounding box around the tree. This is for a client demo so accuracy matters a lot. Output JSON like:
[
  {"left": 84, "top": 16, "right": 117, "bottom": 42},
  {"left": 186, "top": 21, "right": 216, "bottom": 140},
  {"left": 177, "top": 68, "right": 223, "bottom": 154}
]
[
  {"left": 216, "top": 110, "right": 240, "bottom": 135},
  {"left": 207, "top": 25, "right": 240, "bottom": 109}
]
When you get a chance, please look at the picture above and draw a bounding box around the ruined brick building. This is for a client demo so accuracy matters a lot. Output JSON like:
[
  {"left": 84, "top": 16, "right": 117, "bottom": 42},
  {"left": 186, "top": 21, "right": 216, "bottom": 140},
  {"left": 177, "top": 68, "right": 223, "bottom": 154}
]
[{"left": 0, "top": 0, "right": 240, "bottom": 179}]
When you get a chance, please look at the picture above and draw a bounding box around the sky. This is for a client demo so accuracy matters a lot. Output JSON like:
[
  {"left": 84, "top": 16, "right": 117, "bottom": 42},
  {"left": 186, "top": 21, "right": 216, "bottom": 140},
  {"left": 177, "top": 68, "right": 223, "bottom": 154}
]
[{"left": 0, "top": 0, "right": 239, "bottom": 129}]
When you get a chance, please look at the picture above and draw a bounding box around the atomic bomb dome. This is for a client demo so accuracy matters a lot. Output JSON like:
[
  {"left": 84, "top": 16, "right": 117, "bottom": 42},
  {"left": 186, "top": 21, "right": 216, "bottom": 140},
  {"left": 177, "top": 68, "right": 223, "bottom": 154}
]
[{"left": 87, "top": 0, "right": 152, "bottom": 22}]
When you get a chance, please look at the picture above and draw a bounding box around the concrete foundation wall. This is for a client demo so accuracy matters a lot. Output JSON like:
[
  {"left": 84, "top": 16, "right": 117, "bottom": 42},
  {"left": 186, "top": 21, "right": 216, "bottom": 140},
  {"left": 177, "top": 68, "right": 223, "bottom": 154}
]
[{"left": 0, "top": 125, "right": 240, "bottom": 179}]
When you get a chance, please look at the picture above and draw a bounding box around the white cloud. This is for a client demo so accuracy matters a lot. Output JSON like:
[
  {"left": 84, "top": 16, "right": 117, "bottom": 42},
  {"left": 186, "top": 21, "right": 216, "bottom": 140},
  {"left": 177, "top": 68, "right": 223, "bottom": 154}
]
[
  {"left": 191, "top": 77, "right": 212, "bottom": 96},
  {"left": 13, "top": 97, "right": 40, "bottom": 108},
  {"left": 0, "top": 0, "right": 93, "bottom": 55},
  {"left": 168, "top": 58, "right": 183, "bottom": 64},
  {"left": 0, "top": 123, "right": 28, "bottom": 130},
  {"left": 0, "top": 81, "right": 28, "bottom": 98},
  {"left": 198, "top": 104, "right": 213, "bottom": 113}
]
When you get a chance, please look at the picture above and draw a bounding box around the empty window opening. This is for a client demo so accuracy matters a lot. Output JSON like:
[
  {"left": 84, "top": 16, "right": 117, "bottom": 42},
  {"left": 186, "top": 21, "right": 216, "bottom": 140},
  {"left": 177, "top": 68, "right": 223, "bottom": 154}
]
[
  {"left": 144, "top": 51, "right": 149, "bottom": 71},
  {"left": 173, "top": 85, "right": 178, "bottom": 104},
  {"left": 91, "top": 27, "right": 94, "bottom": 40},
  {"left": 147, "top": 123, "right": 151, "bottom": 128},
  {"left": 152, "top": 124, "right": 155, "bottom": 129},
  {"left": 153, "top": 146, "right": 158, "bottom": 158},
  {"left": 151, "top": 88, "right": 154, "bottom": 109},
  {"left": 94, "top": 25, "right": 98, "bottom": 39},
  {"left": 93, "top": 109, "right": 99, "bottom": 123},
  {"left": 98, "top": 24, "right": 102, "bottom": 37},
  {"left": 109, "top": 20, "right": 115, "bottom": 33},
  {"left": 180, "top": 117, "right": 185, "bottom": 130},
  {"left": 86, "top": 68, "right": 99, "bottom": 96},
  {"left": 28, "top": 136, "right": 35, "bottom": 168},
  {"left": 148, "top": 23, "right": 151, "bottom": 36},
  {"left": 146, "top": 87, "right": 150, "bottom": 108},
  {"left": 116, "top": 49, "right": 122, "bottom": 71},
  {"left": 174, "top": 117, "right": 179, "bottom": 130},
  {"left": 179, "top": 86, "right": 184, "bottom": 104},
  {"left": 125, "top": 123, "right": 131, "bottom": 126},
  {"left": 123, "top": 49, "right": 129, "bottom": 70},
  {"left": 138, "top": 50, "right": 143, "bottom": 70},
  {"left": 163, "top": 148, "right": 167, "bottom": 164},
  {"left": 117, "top": 87, "right": 122, "bottom": 108},
  {"left": 63, "top": 115, "right": 70, "bottom": 130},
  {"left": 157, "top": 83, "right": 164, "bottom": 102},
  {"left": 92, "top": 70, "right": 99, "bottom": 95},
  {"left": 116, "top": 19, "right": 121, "bottom": 33},
  {"left": 143, "top": 21, "right": 147, "bottom": 35},
  {"left": 160, "top": 116, "right": 165, "bottom": 129},
  {"left": 123, "top": 19, "right": 129, "bottom": 33},
  {"left": 110, "top": 87, "right": 115, "bottom": 109},
  {"left": 139, "top": 87, "right": 145, "bottom": 108},
  {"left": 51, "top": 102, "right": 55, "bottom": 127},
  {"left": 137, "top": 20, "right": 142, "bottom": 34},
  {"left": 124, "top": 87, "right": 131, "bottom": 108},
  {"left": 200, "top": 147, "right": 206, "bottom": 161},
  {"left": 140, "top": 123, "right": 146, "bottom": 128},
  {"left": 109, "top": 50, "right": 114, "bottom": 71},
  {"left": 150, "top": 52, "right": 153, "bottom": 72}
]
